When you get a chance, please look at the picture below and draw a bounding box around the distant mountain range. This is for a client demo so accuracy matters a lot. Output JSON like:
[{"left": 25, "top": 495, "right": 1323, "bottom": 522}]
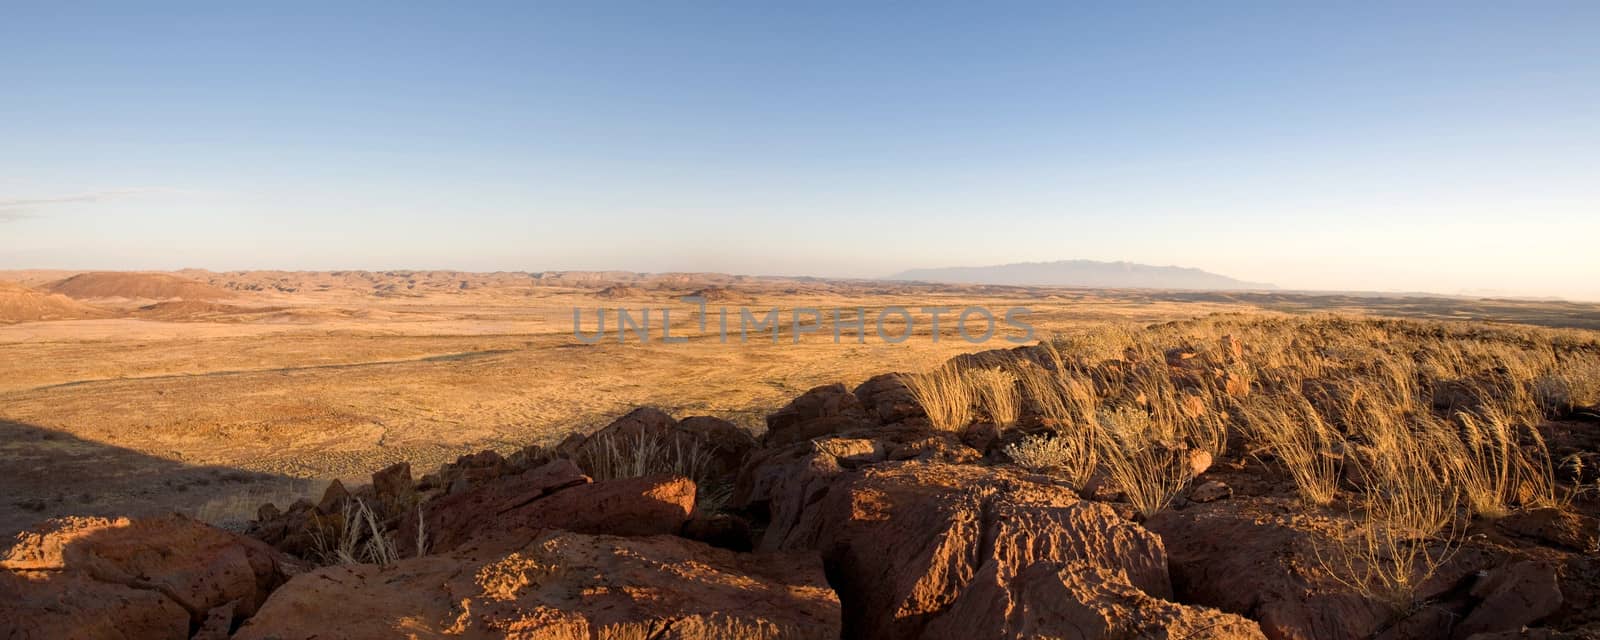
[{"left": 888, "top": 260, "right": 1275, "bottom": 291}]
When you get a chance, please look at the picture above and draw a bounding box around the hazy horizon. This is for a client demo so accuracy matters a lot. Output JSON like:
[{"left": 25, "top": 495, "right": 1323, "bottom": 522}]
[{"left": 4, "top": 3, "right": 1598, "bottom": 299}]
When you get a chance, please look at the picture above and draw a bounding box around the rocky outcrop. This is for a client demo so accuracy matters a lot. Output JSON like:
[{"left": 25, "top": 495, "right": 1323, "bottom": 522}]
[
  {"left": 1145, "top": 496, "right": 1394, "bottom": 640},
  {"left": 923, "top": 562, "right": 1266, "bottom": 640},
  {"left": 570, "top": 406, "right": 757, "bottom": 479},
  {"left": 413, "top": 470, "right": 697, "bottom": 554},
  {"left": 234, "top": 530, "right": 840, "bottom": 640},
  {"left": 853, "top": 373, "right": 925, "bottom": 425},
  {"left": 732, "top": 423, "right": 980, "bottom": 545},
  {"left": 0, "top": 514, "right": 291, "bottom": 639},
  {"left": 745, "top": 454, "right": 1259, "bottom": 640},
  {"left": 764, "top": 383, "right": 875, "bottom": 446},
  {"left": 1455, "top": 561, "right": 1564, "bottom": 639}
]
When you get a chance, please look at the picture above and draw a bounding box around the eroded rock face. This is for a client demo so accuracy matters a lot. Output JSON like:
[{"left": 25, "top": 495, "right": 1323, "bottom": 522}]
[
  {"left": 401, "top": 458, "right": 592, "bottom": 554},
  {"left": 234, "top": 530, "right": 840, "bottom": 640},
  {"left": 853, "top": 373, "right": 925, "bottom": 425},
  {"left": 1456, "top": 561, "right": 1564, "bottom": 639},
  {"left": 755, "top": 459, "right": 1211, "bottom": 640},
  {"left": 732, "top": 424, "right": 980, "bottom": 545},
  {"left": 764, "top": 383, "right": 874, "bottom": 446},
  {"left": 413, "top": 466, "right": 696, "bottom": 554},
  {"left": 0, "top": 515, "right": 291, "bottom": 639},
  {"left": 1145, "top": 496, "right": 1392, "bottom": 640},
  {"left": 924, "top": 562, "right": 1267, "bottom": 640}
]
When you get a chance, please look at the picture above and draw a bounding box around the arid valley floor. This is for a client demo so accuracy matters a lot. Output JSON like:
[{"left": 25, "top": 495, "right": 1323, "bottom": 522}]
[{"left": 5, "top": 269, "right": 1595, "bottom": 535}]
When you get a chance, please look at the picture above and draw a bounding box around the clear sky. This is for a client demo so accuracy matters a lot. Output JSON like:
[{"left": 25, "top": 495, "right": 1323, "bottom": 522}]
[{"left": 3, "top": 2, "right": 1597, "bottom": 299}]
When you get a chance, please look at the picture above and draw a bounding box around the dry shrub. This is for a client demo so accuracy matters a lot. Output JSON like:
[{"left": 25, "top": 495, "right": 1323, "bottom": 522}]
[
  {"left": 1003, "top": 433, "right": 1096, "bottom": 489},
  {"left": 575, "top": 429, "right": 722, "bottom": 512},
  {"left": 903, "top": 365, "right": 974, "bottom": 432},
  {"left": 967, "top": 367, "right": 1020, "bottom": 427},
  {"left": 1320, "top": 417, "right": 1463, "bottom": 612},
  {"left": 1534, "top": 354, "right": 1600, "bottom": 414},
  {"left": 1240, "top": 394, "right": 1342, "bottom": 506},
  {"left": 578, "top": 430, "right": 714, "bottom": 484},
  {"left": 310, "top": 497, "right": 400, "bottom": 566},
  {"left": 1318, "top": 488, "right": 1462, "bottom": 612},
  {"left": 1095, "top": 406, "right": 1192, "bottom": 518}
]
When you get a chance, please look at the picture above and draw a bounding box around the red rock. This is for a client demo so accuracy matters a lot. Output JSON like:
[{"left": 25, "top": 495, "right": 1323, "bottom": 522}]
[
  {"left": 371, "top": 461, "right": 415, "bottom": 511},
  {"left": 0, "top": 569, "right": 189, "bottom": 639},
  {"left": 413, "top": 459, "right": 694, "bottom": 553},
  {"left": 924, "top": 561, "right": 1266, "bottom": 640},
  {"left": 572, "top": 407, "right": 757, "bottom": 479},
  {"left": 1455, "top": 561, "right": 1563, "bottom": 639},
  {"left": 401, "top": 458, "right": 591, "bottom": 554},
  {"left": 1189, "top": 480, "right": 1233, "bottom": 503},
  {"left": 765, "top": 461, "right": 1174, "bottom": 640},
  {"left": 764, "top": 383, "right": 872, "bottom": 446},
  {"left": 1145, "top": 496, "right": 1392, "bottom": 640},
  {"left": 732, "top": 425, "right": 979, "bottom": 542},
  {"left": 1, "top": 515, "right": 290, "bottom": 637},
  {"left": 315, "top": 478, "right": 349, "bottom": 514},
  {"left": 233, "top": 530, "right": 840, "bottom": 640},
  {"left": 680, "top": 414, "right": 758, "bottom": 472},
  {"left": 1498, "top": 508, "right": 1600, "bottom": 552},
  {"left": 853, "top": 373, "right": 924, "bottom": 425}
]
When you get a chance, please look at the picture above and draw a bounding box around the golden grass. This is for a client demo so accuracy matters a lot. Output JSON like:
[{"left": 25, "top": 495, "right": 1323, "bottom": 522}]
[
  {"left": 902, "top": 365, "right": 975, "bottom": 432},
  {"left": 309, "top": 497, "right": 401, "bottom": 566},
  {"left": 1239, "top": 394, "right": 1343, "bottom": 506},
  {"left": 1095, "top": 406, "right": 1193, "bottom": 518},
  {"left": 574, "top": 430, "right": 721, "bottom": 512},
  {"left": 967, "top": 367, "right": 1021, "bottom": 427}
]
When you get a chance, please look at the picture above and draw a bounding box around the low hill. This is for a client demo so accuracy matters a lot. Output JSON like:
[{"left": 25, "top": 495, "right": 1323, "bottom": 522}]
[
  {"left": 0, "top": 281, "right": 108, "bottom": 323},
  {"left": 46, "top": 271, "right": 235, "bottom": 301},
  {"left": 888, "top": 260, "right": 1274, "bottom": 291}
]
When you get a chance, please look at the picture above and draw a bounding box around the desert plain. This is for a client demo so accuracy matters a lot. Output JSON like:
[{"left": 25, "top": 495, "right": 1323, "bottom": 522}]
[{"left": 3, "top": 268, "right": 1599, "bottom": 536}]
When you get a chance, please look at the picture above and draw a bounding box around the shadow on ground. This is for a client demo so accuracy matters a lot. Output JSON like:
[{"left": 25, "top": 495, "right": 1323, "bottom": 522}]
[{"left": 0, "top": 419, "right": 310, "bottom": 537}]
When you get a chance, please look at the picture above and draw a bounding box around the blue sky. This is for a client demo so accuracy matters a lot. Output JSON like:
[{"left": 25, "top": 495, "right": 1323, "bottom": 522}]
[{"left": 3, "top": 2, "right": 1597, "bottom": 298}]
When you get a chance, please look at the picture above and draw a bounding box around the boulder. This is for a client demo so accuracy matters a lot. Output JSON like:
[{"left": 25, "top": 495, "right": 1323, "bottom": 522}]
[
  {"left": 853, "top": 373, "right": 925, "bottom": 425},
  {"left": 763, "top": 460, "right": 1178, "bottom": 640},
  {"left": 923, "top": 562, "right": 1266, "bottom": 640},
  {"left": 0, "top": 569, "right": 189, "bottom": 639},
  {"left": 1145, "top": 496, "right": 1392, "bottom": 640},
  {"left": 732, "top": 424, "right": 979, "bottom": 542},
  {"left": 764, "top": 383, "right": 873, "bottom": 446},
  {"left": 0, "top": 515, "right": 291, "bottom": 638},
  {"left": 680, "top": 415, "right": 759, "bottom": 472},
  {"left": 413, "top": 464, "right": 695, "bottom": 554},
  {"left": 234, "top": 530, "right": 840, "bottom": 640},
  {"left": 418, "top": 450, "right": 509, "bottom": 493},
  {"left": 371, "top": 461, "right": 415, "bottom": 511},
  {"left": 400, "top": 458, "right": 591, "bottom": 554},
  {"left": 1455, "top": 561, "right": 1563, "bottom": 639}
]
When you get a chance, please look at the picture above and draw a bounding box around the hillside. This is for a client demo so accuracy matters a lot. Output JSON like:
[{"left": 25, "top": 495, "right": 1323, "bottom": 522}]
[
  {"left": 889, "top": 260, "right": 1274, "bottom": 290},
  {"left": 46, "top": 271, "right": 235, "bottom": 301},
  {"left": 0, "top": 281, "right": 107, "bottom": 323}
]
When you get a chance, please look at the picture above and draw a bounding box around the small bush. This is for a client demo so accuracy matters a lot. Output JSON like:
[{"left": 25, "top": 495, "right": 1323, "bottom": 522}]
[{"left": 1003, "top": 433, "right": 1095, "bottom": 488}]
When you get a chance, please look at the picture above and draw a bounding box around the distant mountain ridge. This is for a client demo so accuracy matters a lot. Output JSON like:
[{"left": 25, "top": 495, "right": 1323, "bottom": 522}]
[{"left": 888, "top": 260, "right": 1275, "bottom": 291}]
